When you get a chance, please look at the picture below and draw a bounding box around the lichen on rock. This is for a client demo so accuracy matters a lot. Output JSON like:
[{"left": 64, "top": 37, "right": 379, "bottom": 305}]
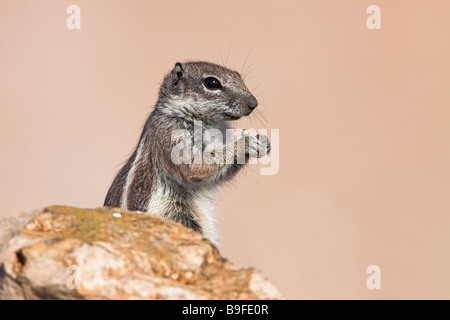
[{"left": 0, "top": 205, "right": 283, "bottom": 300}]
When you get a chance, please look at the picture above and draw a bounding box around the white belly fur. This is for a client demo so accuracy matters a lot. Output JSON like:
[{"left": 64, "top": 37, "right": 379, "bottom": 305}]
[
  {"left": 147, "top": 179, "right": 220, "bottom": 246},
  {"left": 193, "top": 189, "right": 219, "bottom": 246}
]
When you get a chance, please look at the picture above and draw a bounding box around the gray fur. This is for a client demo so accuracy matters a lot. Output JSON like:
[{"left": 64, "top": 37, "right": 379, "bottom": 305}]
[{"left": 104, "top": 61, "right": 270, "bottom": 245}]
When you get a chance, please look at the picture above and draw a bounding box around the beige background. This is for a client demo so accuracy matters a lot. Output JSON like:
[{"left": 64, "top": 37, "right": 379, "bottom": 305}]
[{"left": 1, "top": 0, "right": 449, "bottom": 299}]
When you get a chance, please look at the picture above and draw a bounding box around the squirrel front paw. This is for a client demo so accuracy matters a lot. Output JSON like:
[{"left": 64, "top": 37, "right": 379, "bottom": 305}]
[
  {"left": 240, "top": 133, "right": 271, "bottom": 158},
  {"left": 255, "top": 134, "right": 271, "bottom": 157}
]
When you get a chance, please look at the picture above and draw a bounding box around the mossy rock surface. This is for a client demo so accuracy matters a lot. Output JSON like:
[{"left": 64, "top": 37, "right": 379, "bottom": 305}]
[{"left": 0, "top": 206, "right": 283, "bottom": 300}]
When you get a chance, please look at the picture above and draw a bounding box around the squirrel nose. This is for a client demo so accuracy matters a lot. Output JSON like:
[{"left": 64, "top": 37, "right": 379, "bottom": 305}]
[{"left": 247, "top": 95, "right": 258, "bottom": 109}]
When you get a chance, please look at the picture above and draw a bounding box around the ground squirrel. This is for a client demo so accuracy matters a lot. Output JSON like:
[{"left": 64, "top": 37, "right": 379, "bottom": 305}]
[{"left": 104, "top": 61, "right": 270, "bottom": 245}]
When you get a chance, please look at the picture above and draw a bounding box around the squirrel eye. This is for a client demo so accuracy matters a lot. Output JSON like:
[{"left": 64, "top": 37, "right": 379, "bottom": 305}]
[{"left": 204, "top": 77, "right": 223, "bottom": 90}]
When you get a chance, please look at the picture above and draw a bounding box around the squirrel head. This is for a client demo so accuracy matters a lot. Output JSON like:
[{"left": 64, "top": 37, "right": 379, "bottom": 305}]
[{"left": 158, "top": 61, "right": 258, "bottom": 123}]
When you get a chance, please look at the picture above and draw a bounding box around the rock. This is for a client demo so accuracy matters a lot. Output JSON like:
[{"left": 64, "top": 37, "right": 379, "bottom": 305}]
[{"left": 0, "top": 206, "right": 283, "bottom": 300}]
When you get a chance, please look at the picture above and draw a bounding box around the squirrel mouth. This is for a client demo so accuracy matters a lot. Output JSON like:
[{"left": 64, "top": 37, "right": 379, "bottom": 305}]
[
  {"left": 226, "top": 107, "right": 254, "bottom": 120},
  {"left": 227, "top": 114, "right": 242, "bottom": 120},
  {"left": 244, "top": 109, "right": 254, "bottom": 116}
]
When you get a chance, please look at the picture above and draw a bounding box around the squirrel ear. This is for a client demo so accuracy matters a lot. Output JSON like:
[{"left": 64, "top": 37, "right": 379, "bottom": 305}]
[
  {"left": 174, "top": 62, "right": 184, "bottom": 78},
  {"left": 172, "top": 62, "right": 185, "bottom": 88}
]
